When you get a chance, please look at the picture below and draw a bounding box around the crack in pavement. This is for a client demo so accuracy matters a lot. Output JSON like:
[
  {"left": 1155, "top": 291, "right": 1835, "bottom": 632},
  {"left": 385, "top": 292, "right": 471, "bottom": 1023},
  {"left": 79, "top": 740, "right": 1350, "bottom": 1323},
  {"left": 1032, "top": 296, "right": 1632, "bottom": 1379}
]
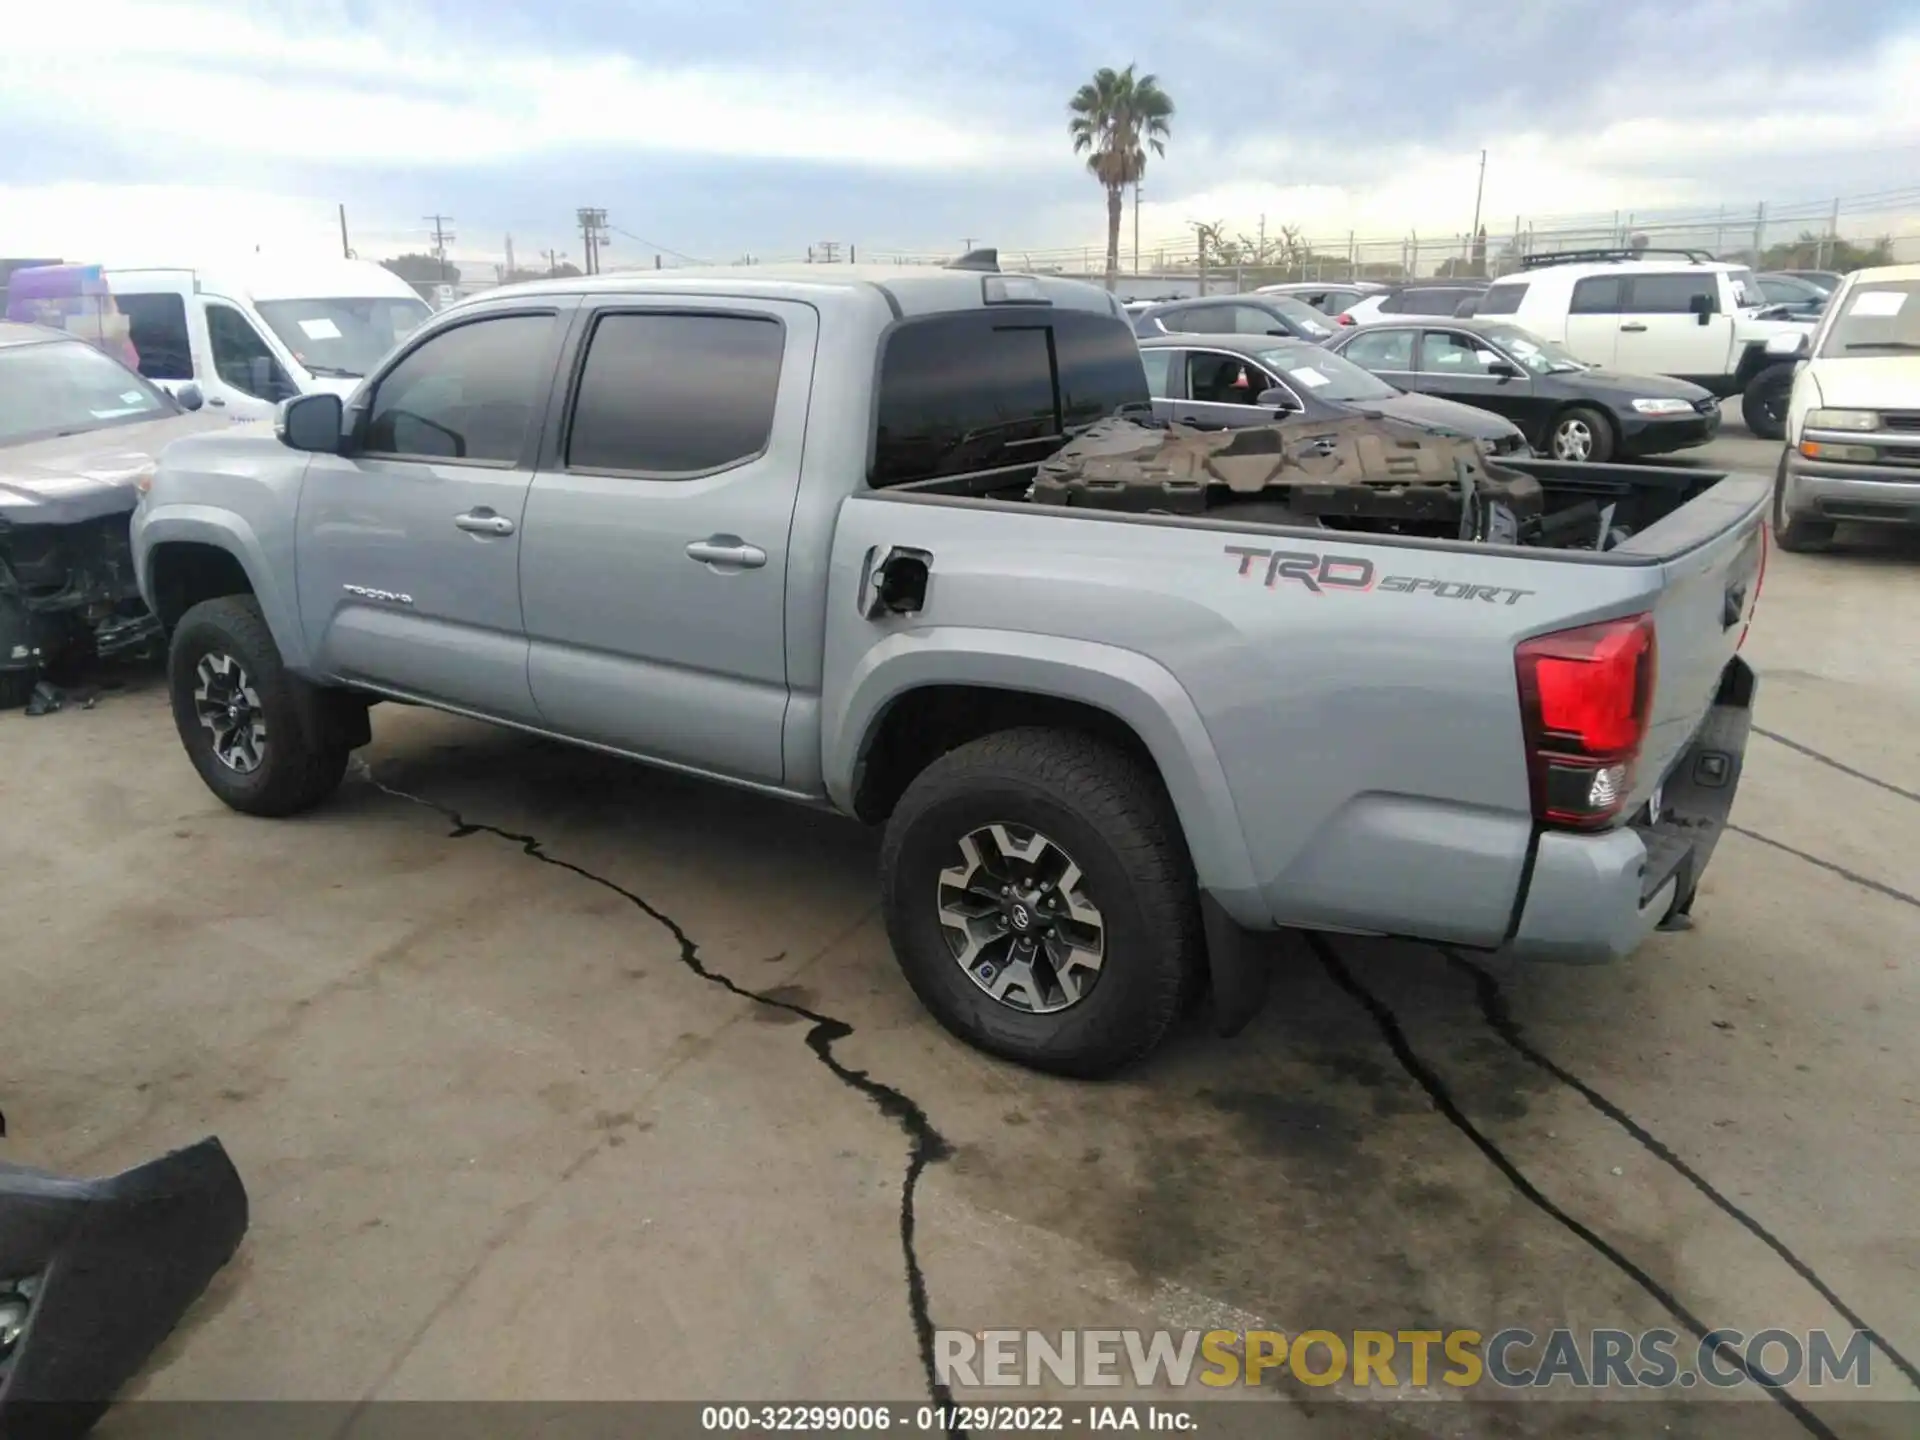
[
  {"left": 1754, "top": 727, "right": 1920, "bottom": 806},
  {"left": 1307, "top": 933, "right": 1843, "bottom": 1440},
  {"left": 357, "top": 764, "right": 963, "bottom": 1429},
  {"left": 1438, "top": 945, "right": 1920, "bottom": 1395},
  {"left": 1727, "top": 825, "right": 1920, "bottom": 910}
]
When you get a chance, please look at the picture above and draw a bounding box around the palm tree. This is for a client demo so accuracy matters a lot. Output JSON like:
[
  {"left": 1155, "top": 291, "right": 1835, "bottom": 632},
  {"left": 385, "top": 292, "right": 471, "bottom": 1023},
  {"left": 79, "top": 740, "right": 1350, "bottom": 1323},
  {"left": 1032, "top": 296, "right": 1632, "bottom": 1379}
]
[{"left": 1068, "top": 65, "right": 1174, "bottom": 290}]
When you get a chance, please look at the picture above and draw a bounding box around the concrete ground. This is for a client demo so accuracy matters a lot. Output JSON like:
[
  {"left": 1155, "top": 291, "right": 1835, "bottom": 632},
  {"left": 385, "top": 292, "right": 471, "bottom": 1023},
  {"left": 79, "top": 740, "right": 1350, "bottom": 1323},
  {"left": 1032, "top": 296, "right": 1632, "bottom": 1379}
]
[{"left": 2, "top": 414, "right": 1915, "bottom": 1437}]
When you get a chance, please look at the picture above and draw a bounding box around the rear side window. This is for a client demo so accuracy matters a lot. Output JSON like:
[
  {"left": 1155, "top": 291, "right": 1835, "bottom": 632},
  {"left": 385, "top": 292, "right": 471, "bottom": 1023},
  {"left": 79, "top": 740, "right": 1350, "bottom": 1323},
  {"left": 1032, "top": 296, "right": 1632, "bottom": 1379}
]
[
  {"left": 366, "top": 313, "right": 555, "bottom": 464},
  {"left": 1477, "top": 283, "right": 1527, "bottom": 315},
  {"left": 1377, "top": 292, "right": 1406, "bottom": 314},
  {"left": 1400, "top": 288, "right": 1475, "bottom": 315},
  {"left": 1627, "top": 273, "right": 1718, "bottom": 314},
  {"left": 115, "top": 292, "right": 194, "bottom": 380},
  {"left": 1570, "top": 277, "right": 1626, "bottom": 314},
  {"left": 568, "top": 312, "right": 784, "bottom": 475},
  {"left": 871, "top": 309, "right": 1148, "bottom": 487}
]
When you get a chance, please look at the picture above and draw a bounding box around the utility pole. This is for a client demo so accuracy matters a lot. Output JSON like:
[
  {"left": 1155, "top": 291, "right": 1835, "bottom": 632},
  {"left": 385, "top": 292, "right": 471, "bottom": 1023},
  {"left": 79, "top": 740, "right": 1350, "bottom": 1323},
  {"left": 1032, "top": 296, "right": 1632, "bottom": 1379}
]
[
  {"left": 576, "top": 208, "right": 609, "bottom": 275},
  {"left": 1469, "top": 150, "right": 1486, "bottom": 268},
  {"left": 816, "top": 240, "right": 841, "bottom": 264},
  {"left": 424, "top": 214, "right": 455, "bottom": 280},
  {"left": 338, "top": 203, "right": 353, "bottom": 259},
  {"left": 504, "top": 234, "right": 516, "bottom": 277},
  {"left": 543, "top": 248, "right": 566, "bottom": 277}
]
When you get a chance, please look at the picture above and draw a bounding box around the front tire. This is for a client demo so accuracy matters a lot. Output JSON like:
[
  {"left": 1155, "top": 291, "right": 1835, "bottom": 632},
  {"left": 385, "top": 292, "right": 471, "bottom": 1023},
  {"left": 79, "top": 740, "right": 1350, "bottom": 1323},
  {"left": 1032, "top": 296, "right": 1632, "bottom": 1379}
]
[
  {"left": 1548, "top": 405, "right": 1615, "bottom": 463},
  {"left": 878, "top": 728, "right": 1202, "bottom": 1078},
  {"left": 1771, "top": 454, "right": 1835, "bottom": 554},
  {"left": 168, "top": 596, "right": 349, "bottom": 816},
  {"left": 1742, "top": 366, "right": 1793, "bottom": 440}
]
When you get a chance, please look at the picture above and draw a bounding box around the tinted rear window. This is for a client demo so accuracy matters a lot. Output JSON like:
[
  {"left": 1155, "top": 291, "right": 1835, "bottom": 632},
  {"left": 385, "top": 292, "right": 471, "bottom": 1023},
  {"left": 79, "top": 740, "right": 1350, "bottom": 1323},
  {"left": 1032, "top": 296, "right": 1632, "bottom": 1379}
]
[
  {"left": 1399, "top": 288, "right": 1480, "bottom": 315},
  {"left": 1477, "top": 283, "right": 1527, "bottom": 315},
  {"left": 871, "top": 309, "right": 1147, "bottom": 487}
]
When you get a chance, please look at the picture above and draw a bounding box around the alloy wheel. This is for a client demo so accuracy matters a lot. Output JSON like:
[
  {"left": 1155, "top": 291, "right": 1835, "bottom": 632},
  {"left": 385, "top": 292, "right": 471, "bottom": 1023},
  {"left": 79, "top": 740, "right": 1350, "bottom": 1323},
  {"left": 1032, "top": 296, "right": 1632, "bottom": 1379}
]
[
  {"left": 192, "top": 652, "right": 268, "bottom": 774},
  {"left": 937, "top": 823, "right": 1107, "bottom": 1014},
  {"left": 1552, "top": 418, "right": 1594, "bottom": 461}
]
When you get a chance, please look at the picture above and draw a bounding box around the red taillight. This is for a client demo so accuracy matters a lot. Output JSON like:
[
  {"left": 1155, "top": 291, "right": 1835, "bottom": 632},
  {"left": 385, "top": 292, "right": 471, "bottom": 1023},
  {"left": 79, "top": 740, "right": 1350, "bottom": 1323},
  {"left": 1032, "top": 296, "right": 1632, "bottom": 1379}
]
[
  {"left": 1336, "top": 313, "right": 1355, "bottom": 326},
  {"left": 1515, "top": 614, "right": 1658, "bottom": 830}
]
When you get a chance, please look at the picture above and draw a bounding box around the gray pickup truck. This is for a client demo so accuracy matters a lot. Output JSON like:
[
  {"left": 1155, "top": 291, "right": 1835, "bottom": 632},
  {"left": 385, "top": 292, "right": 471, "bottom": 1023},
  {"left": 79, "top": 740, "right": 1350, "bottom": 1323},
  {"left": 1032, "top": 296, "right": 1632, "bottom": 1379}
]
[{"left": 132, "top": 259, "right": 1769, "bottom": 1076}]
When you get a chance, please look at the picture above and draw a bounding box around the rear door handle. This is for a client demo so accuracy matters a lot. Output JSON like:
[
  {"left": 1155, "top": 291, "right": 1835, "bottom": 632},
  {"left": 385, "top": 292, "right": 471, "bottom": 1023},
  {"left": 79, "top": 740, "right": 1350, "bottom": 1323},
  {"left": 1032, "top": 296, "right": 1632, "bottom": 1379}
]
[
  {"left": 454, "top": 510, "right": 515, "bottom": 536},
  {"left": 1619, "top": 322, "right": 1649, "bottom": 332},
  {"left": 686, "top": 537, "right": 768, "bottom": 569}
]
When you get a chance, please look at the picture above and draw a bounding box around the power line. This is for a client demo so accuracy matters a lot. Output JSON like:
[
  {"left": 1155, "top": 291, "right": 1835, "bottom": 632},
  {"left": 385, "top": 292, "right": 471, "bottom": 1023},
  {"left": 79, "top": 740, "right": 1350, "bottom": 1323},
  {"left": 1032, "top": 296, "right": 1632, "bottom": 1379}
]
[{"left": 607, "top": 224, "right": 708, "bottom": 266}]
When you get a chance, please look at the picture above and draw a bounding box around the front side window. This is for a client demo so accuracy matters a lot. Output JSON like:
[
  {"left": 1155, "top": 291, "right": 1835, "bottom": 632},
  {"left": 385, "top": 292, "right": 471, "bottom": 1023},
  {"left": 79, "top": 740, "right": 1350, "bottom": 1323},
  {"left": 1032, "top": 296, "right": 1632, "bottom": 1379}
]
[
  {"left": 0, "top": 338, "right": 171, "bottom": 446},
  {"left": 1340, "top": 328, "right": 1416, "bottom": 371},
  {"left": 568, "top": 312, "right": 784, "bottom": 475},
  {"left": 1186, "top": 352, "right": 1272, "bottom": 405},
  {"left": 206, "top": 304, "right": 293, "bottom": 400},
  {"left": 1158, "top": 305, "right": 1232, "bottom": 335},
  {"left": 365, "top": 313, "right": 556, "bottom": 463},
  {"left": 1418, "top": 330, "right": 1499, "bottom": 374},
  {"left": 1627, "top": 273, "right": 1717, "bottom": 315}
]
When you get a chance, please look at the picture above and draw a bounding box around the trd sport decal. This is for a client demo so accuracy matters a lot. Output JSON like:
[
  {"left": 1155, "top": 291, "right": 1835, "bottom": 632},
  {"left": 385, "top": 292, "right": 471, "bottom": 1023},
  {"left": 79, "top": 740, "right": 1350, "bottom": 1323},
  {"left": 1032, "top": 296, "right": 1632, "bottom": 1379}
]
[{"left": 1224, "top": 544, "right": 1534, "bottom": 605}]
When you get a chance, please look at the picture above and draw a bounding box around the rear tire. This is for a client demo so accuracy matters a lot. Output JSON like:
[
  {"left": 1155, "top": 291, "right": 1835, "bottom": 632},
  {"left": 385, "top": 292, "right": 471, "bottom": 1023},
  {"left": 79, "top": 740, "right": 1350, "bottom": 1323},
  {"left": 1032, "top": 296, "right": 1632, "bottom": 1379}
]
[
  {"left": 168, "top": 595, "right": 349, "bottom": 816},
  {"left": 1771, "top": 454, "right": 1835, "bottom": 554},
  {"left": 1548, "top": 405, "right": 1615, "bottom": 463},
  {"left": 1742, "top": 366, "right": 1792, "bottom": 440},
  {"left": 878, "top": 727, "right": 1202, "bottom": 1078}
]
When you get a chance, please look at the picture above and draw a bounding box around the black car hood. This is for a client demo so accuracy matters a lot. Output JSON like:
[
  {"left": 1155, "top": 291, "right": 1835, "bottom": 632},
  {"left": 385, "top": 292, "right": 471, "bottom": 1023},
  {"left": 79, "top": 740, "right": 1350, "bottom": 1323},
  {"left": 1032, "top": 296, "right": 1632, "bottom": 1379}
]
[
  {"left": 1347, "top": 390, "right": 1523, "bottom": 441},
  {"left": 1558, "top": 367, "right": 1717, "bottom": 403}
]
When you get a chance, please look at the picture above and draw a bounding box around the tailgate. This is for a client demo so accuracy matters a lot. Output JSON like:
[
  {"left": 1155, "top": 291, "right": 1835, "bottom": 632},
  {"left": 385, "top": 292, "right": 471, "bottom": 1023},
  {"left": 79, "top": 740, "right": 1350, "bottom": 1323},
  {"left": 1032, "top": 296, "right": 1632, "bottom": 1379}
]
[{"left": 1625, "top": 472, "right": 1769, "bottom": 811}]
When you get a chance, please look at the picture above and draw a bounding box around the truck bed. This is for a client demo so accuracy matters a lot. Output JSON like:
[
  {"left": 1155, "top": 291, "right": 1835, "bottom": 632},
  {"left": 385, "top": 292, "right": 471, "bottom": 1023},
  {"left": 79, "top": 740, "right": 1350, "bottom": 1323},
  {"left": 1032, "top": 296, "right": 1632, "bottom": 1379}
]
[{"left": 826, "top": 458, "right": 1769, "bottom": 949}]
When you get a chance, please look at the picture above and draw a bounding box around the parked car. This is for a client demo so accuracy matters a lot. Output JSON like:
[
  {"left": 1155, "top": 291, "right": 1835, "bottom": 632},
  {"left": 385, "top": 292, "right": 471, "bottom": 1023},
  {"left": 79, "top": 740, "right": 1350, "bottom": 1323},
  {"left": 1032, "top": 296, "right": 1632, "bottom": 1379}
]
[
  {"left": 5, "top": 258, "right": 432, "bottom": 420},
  {"left": 1769, "top": 262, "right": 1920, "bottom": 552},
  {"left": 1473, "top": 249, "right": 1813, "bottom": 439},
  {"left": 1325, "top": 317, "right": 1721, "bottom": 462},
  {"left": 0, "top": 323, "right": 236, "bottom": 705},
  {"left": 1137, "top": 332, "right": 1532, "bottom": 455},
  {"left": 1775, "top": 269, "right": 1846, "bottom": 296},
  {"left": 1131, "top": 294, "right": 1338, "bottom": 343},
  {"left": 1334, "top": 281, "right": 1492, "bottom": 328},
  {"left": 1254, "top": 281, "right": 1388, "bottom": 316},
  {"left": 1753, "top": 272, "right": 1830, "bottom": 320},
  {"left": 135, "top": 257, "right": 1767, "bottom": 1076}
]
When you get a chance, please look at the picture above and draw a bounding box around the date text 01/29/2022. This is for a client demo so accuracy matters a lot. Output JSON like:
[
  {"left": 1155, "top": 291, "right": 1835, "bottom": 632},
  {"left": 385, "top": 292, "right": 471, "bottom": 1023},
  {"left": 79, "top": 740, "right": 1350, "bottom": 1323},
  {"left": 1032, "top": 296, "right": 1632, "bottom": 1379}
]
[{"left": 699, "top": 1404, "right": 1193, "bottom": 1432}]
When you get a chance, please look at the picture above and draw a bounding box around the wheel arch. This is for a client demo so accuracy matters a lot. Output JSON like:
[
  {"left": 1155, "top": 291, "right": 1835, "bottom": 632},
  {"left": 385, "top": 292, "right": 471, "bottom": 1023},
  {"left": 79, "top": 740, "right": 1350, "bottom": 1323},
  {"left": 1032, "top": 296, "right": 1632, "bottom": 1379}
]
[
  {"left": 827, "top": 630, "right": 1267, "bottom": 925},
  {"left": 138, "top": 509, "right": 311, "bottom": 670}
]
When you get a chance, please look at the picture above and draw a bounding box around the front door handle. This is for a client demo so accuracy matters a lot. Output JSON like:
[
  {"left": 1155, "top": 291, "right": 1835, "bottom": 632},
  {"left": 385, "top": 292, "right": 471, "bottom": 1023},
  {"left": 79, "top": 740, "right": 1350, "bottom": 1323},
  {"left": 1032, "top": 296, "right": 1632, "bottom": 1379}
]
[
  {"left": 686, "top": 537, "right": 768, "bottom": 569},
  {"left": 1619, "top": 322, "right": 1649, "bottom": 332},
  {"left": 455, "top": 510, "right": 515, "bottom": 536}
]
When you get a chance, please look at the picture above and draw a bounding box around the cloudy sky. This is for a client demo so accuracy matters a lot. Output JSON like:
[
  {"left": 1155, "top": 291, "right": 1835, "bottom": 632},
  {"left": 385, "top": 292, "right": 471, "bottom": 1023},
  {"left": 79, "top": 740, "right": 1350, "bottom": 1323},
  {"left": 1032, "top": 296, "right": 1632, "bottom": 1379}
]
[{"left": 3, "top": 0, "right": 1918, "bottom": 274}]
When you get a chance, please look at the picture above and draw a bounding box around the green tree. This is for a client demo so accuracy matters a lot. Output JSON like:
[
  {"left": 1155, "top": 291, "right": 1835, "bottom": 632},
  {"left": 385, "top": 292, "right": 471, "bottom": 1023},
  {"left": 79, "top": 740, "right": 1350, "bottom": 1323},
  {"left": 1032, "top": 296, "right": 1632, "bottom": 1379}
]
[
  {"left": 1759, "top": 230, "right": 1893, "bottom": 272},
  {"left": 381, "top": 252, "right": 456, "bottom": 284},
  {"left": 1068, "top": 64, "right": 1174, "bottom": 290}
]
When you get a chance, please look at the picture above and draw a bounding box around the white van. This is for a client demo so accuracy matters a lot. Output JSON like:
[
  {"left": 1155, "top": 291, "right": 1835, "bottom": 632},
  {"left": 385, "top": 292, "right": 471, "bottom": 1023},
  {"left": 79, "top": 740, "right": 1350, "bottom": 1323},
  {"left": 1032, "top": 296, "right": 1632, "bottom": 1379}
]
[{"left": 100, "top": 259, "right": 432, "bottom": 419}]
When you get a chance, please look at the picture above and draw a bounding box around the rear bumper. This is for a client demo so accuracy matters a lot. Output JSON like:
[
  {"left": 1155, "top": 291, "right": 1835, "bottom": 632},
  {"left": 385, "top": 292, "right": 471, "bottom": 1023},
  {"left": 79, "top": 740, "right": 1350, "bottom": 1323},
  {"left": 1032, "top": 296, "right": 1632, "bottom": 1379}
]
[
  {"left": 1500, "top": 656, "right": 1755, "bottom": 965},
  {"left": 1781, "top": 454, "right": 1920, "bottom": 526}
]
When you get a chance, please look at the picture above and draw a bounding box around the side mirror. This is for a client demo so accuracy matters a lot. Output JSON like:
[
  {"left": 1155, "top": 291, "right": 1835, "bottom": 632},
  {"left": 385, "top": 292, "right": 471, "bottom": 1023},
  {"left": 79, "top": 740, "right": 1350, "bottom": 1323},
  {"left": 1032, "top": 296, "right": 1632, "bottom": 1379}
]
[
  {"left": 174, "top": 381, "right": 205, "bottom": 412},
  {"left": 1688, "top": 292, "right": 1715, "bottom": 325},
  {"left": 276, "top": 392, "right": 343, "bottom": 454},
  {"left": 1256, "top": 387, "right": 1301, "bottom": 413},
  {"left": 1485, "top": 359, "right": 1521, "bottom": 379},
  {"left": 1765, "top": 330, "right": 1809, "bottom": 359}
]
